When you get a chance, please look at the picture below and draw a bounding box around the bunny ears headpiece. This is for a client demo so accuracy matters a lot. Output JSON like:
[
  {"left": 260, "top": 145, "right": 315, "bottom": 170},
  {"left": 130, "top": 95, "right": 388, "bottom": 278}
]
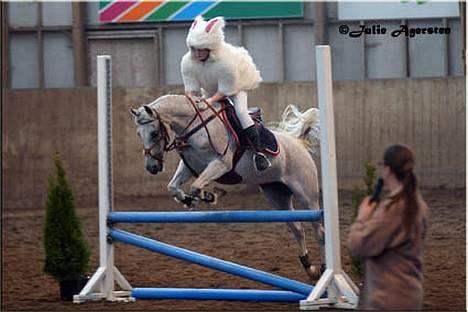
[{"left": 186, "top": 16, "right": 226, "bottom": 50}]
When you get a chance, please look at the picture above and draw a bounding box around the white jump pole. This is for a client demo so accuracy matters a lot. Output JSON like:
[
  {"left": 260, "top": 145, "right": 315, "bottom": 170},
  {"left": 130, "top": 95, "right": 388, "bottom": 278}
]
[
  {"left": 299, "top": 46, "right": 359, "bottom": 310},
  {"left": 73, "top": 55, "right": 133, "bottom": 303}
]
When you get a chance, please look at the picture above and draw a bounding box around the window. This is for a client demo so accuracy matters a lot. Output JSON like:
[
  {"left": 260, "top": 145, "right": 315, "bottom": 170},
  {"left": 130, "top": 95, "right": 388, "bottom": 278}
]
[{"left": 6, "top": 2, "right": 76, "bottom": 89}]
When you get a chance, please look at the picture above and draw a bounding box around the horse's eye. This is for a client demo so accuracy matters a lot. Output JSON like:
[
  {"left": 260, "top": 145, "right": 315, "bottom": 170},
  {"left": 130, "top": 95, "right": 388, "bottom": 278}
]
[{"left": 151, "top": 131, "right": 158, "bottom": 138}]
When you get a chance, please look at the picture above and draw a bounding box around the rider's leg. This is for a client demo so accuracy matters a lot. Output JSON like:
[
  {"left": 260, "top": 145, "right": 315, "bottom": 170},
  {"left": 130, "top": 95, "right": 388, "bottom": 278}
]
[
  {"left": 231, "top": 92, "right": 271, "bottom": 171},
  {"left": 231, "top": 91, "right": 254, "bottom": 129},
  {"left": 243, "top": 126, "right": 271, "bottom": 171}
]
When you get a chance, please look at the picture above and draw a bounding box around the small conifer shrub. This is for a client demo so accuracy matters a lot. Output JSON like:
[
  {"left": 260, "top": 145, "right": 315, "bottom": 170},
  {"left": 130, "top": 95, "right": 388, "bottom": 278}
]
[{"left": 43, "top": 153, "right": 90, "bottom": 282}]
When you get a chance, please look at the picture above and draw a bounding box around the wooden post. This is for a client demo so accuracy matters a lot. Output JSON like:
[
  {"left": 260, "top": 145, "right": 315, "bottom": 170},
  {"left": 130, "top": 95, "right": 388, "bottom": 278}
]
[
  {"left": 314, "top": 2, "right": 328, "bottom": 45},
  {"left": 1, "top": 2, "right": 9, "bottom": 89},
  {"left": 72, "top": 2, "right": 88, "bottom": 86},
  {"left": 460, "top": 1, "right": 466, "bottom": 75}
]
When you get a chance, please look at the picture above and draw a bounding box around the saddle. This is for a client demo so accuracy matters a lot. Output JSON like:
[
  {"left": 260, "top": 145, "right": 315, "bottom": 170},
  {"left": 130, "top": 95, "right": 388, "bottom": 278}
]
[
  {"left": 220, "top": 100, "right": 279, "bottom": 155},
  {"left": 215, "top": 100, "right": 280, "bottom": 184}
]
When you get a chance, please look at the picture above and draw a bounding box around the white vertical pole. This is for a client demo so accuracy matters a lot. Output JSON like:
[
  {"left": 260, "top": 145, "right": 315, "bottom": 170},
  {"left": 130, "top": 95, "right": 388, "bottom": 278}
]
[
  {"left": 315, "top": 46, "right": 341, "bottom": 273},
  {"left": 74, "top": 55, "right": 132, "bottom": 303},
  {"left": 301, "top": 45, "right": 358, "bottom": 310},
  {"left": 97, "top": 55, "right": 114, "bottom": 298}
]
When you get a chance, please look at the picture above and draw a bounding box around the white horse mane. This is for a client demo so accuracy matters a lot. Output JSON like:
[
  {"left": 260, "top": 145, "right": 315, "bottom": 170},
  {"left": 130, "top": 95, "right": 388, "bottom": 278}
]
[
  {"left": 148, "top": 94, "right": 181, "bottom": 108},
  {"left": 137, "top": 94, "right": 185, "bottom": 125}
]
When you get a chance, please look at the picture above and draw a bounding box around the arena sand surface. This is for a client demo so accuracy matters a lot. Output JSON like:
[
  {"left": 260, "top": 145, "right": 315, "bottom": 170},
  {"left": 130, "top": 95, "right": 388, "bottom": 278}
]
[{"left": 2, "top": 188, "right": 465, "bottom": 311}]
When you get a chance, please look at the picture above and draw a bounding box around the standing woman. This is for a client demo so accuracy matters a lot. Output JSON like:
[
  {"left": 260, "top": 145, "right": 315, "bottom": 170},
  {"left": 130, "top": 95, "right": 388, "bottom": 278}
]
[{"left": 349, "top": 144, "right": 428, "bottom": 310}]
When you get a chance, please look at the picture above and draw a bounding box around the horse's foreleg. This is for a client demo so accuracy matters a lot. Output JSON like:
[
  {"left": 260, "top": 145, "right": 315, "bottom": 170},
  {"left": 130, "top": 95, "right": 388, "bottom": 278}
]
[
  {"left": 167, "top": 160, "right": 193, "bottom": 203},
  {"left": 188, "top": 159, "right": 231, "bottom": 205}
]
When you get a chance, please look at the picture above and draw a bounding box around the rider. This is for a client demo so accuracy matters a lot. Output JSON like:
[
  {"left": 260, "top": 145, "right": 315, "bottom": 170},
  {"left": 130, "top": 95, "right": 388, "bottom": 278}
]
[{"left": 180, "top": 15, "right": 271, "bottom": 171}]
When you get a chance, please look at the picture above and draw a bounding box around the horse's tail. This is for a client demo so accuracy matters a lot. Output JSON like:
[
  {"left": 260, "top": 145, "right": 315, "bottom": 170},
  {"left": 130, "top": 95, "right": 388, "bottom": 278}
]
[{"left": 275, "top": 104, "right": 320, "bottom": 157}]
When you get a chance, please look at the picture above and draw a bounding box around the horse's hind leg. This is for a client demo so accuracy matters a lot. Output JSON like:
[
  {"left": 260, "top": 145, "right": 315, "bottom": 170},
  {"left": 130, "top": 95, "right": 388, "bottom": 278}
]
[
  {"left": 260, "top": 182, "right": 322, "bottom": 281},
  {"left": 292, "top": 182, "right": 325, "bottom": 246},
  {"left": 285, "top": 179, "right": 325, "bottom": 278}
]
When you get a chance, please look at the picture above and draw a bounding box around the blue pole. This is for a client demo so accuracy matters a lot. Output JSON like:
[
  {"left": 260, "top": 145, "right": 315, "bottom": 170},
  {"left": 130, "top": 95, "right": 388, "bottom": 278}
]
[
  {"left": 109, "top": 229, "right": 314, "bottom": 296},
  {"left": 132, "top": 288, "right": 307, "bottom": 302},
  {"left": 109, "top": 210, "right": 323, "bottom": 224}
]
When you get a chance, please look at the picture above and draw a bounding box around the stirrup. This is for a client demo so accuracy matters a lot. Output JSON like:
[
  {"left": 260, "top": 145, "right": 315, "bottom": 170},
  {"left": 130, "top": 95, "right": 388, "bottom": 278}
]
[{"left": 253, "top": 152, "right": 271, "bottom": 171}]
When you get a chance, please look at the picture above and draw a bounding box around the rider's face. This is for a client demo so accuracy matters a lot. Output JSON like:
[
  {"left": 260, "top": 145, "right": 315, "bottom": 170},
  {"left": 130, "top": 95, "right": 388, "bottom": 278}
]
[{"left": 191, "top": 47, "right": 210, "bottom": 61}]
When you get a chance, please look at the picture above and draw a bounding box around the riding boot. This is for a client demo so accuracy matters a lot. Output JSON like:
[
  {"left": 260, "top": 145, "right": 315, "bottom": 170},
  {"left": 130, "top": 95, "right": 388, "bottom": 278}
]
[{"left": 243, "top": 125, "right": 272, "bottom": 171}]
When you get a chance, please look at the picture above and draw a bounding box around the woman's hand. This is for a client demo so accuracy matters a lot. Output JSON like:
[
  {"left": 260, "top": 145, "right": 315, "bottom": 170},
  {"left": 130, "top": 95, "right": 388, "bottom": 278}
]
[{"left": 357, "top": 196, "right": 377, "bottom": 221}]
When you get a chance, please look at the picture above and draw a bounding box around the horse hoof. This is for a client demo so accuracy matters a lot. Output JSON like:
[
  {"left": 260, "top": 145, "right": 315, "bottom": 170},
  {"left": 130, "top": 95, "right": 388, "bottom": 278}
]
[
  {"left": 213, "top": 187, "right": 227, "bottom": 198},
  {"left": 180, "top": 195, "right": 200, "bottom": 210},
  {"left": 305, "top": 265, "right": 322, "bottom": 282},
  {"left": 202, "top": 191, "right": 217, "bottom": 205}
]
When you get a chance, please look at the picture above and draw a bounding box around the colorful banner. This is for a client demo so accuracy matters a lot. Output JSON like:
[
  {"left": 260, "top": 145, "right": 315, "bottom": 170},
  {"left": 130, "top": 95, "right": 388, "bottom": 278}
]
[{"left": 99, "top": 1, "right": 303, "bottom": 23}]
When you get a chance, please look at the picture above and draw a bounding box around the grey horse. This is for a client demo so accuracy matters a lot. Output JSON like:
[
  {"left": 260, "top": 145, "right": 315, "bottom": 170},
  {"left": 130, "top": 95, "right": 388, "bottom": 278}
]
[{"left": 129, "top": 94, "right": 324, "bottom": 280}]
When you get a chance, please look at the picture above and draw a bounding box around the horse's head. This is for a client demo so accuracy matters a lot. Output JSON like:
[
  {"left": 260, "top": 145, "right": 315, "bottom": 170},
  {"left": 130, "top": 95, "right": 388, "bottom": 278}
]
[{"left": 129, "top": 105, "right": 170, "bottom": 175}]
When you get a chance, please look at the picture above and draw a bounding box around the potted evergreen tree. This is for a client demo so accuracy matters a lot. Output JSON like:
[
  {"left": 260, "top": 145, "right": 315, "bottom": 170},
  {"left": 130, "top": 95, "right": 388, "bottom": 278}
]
[{"left": 43, "top": 153, "right": 90, "bottom": 300}]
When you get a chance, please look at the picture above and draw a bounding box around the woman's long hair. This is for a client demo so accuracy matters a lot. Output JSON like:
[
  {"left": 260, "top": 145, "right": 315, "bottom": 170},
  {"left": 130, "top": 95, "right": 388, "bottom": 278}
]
[{"left": 384, "top": 144, "right": 420, "bottom": 235}]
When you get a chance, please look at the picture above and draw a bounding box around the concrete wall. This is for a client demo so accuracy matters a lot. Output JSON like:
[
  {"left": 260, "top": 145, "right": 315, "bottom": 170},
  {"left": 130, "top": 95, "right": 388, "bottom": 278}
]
[{"left": 3, "top": 78, "right": 465, "bottom": 210}]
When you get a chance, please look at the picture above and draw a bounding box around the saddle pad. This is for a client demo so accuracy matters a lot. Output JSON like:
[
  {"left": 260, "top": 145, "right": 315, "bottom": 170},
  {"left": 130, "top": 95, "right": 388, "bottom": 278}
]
[{"left": 259, "top": 126, "right": 280, "bottom": 156}]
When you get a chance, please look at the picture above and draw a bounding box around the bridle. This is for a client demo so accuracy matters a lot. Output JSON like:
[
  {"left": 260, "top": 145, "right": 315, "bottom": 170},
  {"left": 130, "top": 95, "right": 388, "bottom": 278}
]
[
  {"left": 140, "top": 109, "right": 171, "bottom": 164},
  {"left": 138, "top": 96, "right": 230, "bottom": 165}
]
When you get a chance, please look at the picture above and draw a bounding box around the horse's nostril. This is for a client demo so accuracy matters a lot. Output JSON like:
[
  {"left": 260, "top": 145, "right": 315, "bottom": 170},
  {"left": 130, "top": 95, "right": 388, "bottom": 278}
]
[
  {"left": 147, "top": 165, "right": 160, "bottom": 174},
  {"left": 146, "top": 165, "right": 155, "bottom": 172}
]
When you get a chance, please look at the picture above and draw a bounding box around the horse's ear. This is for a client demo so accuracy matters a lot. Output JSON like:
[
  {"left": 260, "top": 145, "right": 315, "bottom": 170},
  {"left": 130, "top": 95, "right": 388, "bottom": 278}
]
[
  {"left": 143, "top": 105, "right": 154, "bottom": 116},
  {"left": 129, "top": 108, "right": 140, "bottom": 117}
]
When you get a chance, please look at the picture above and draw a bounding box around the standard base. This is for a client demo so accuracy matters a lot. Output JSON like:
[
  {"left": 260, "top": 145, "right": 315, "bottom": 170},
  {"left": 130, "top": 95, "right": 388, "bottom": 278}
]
[
  {"left": 300, "top": 299, "right": 356, "bottom": 310},
  {"left": 73, "top": 291, "right": 134, "bottom": 303},
  {"left": 299, "top": 269, "right": 359, "bottom": 310},
  {"left": 72, "top": 266, "right": 133, "bottom": 304}
]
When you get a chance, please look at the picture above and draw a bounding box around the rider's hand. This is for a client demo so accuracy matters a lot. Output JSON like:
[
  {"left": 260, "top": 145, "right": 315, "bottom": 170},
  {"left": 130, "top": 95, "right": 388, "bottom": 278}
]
[
  {"left": 187, "top": 91, "right": 202, "bottom": 102},
  {"left": 206, "top": 92, "right": 226, "bottom": 105}
]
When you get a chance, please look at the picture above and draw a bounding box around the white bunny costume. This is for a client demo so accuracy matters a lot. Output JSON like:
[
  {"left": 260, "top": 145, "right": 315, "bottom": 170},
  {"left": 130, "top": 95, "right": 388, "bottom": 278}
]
[{"left": 180, "top": 16, "right": 262, "bottom": 129}]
